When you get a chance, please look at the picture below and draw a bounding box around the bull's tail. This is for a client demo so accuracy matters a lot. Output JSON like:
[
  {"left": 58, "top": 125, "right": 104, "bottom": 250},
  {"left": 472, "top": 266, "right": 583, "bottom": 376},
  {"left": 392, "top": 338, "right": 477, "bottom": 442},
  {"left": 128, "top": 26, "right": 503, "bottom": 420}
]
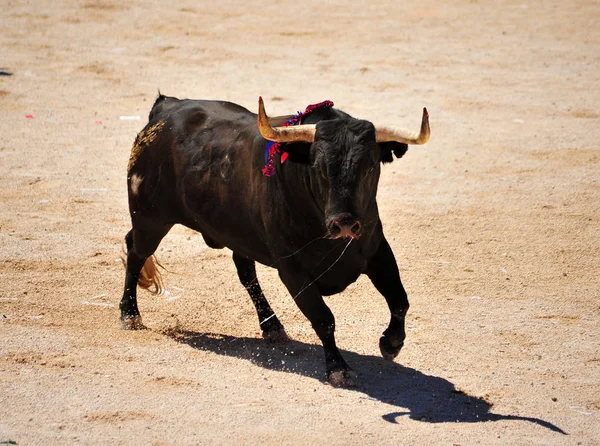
[
  {"left": 138, "top": 255, "right": 165, "bottom": 295},
  {"left": 120, "top": 247, "right": 165, "bottom": 295}
]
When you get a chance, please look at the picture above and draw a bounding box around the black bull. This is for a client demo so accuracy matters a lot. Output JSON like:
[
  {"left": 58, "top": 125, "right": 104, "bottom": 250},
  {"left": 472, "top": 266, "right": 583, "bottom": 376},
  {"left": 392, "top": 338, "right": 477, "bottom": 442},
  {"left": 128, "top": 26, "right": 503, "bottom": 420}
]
[{"left": 120, "top": 94, "right": 430, "bottom": 387}]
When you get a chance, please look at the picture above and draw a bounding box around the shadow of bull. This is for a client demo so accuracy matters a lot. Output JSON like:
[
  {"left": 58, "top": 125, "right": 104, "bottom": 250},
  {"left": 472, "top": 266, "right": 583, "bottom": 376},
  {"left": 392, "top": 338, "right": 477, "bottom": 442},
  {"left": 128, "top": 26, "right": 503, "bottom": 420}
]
[{"left": 170, "top": 330, "right": 566, "bottom": 435}]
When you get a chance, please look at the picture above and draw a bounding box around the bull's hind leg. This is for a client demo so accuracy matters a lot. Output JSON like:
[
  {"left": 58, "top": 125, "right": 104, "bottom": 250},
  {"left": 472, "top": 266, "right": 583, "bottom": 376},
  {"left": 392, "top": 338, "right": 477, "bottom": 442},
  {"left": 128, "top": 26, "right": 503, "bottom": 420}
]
[
  {"left": 120, "top": 223, "right": 172, "bottom": 329},
  {"left": 232, "top": 252, "right": 288, "bottom": 342}
]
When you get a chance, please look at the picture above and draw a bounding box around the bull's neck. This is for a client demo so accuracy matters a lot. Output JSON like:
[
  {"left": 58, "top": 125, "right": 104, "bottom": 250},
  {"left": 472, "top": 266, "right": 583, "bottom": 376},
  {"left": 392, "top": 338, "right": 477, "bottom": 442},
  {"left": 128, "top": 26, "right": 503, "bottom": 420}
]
[{"left": 273, "top": 150, "right": 327, "bottom": 222}]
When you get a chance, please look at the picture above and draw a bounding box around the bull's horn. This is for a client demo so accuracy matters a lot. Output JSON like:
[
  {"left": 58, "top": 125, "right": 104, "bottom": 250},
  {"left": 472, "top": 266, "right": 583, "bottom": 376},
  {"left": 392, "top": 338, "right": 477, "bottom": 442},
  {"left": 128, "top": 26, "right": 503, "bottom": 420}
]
[
  {"left": 258, "top": 97, "right": 316, "bottom": 143},
  {"left": 375, "top": 107, "right": 430, "bottom": 144}
]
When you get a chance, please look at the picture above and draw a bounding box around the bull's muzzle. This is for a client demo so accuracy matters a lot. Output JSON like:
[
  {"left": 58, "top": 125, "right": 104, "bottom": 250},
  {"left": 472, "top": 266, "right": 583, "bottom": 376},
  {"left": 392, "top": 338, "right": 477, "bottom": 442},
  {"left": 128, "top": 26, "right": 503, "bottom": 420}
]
[{"left": 328, "top": 213, "right": 362, "bottom": 239}]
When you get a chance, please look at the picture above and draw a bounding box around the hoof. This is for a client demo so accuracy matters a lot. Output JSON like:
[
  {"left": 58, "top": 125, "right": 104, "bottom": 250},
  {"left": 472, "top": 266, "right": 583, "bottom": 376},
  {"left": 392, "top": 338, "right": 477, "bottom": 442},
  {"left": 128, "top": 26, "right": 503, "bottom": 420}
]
[
  {"left": 328, "top": 369, "right": 359, "bottom": 388},
  {"left": 262, "top": 328, "right": 290, "bottom": 343},
  {"left": 121, "top": 315, "right": 145, "bottom": 330},
  {"left": 379, "top": 336, "right": 403, "bottom": 361}
]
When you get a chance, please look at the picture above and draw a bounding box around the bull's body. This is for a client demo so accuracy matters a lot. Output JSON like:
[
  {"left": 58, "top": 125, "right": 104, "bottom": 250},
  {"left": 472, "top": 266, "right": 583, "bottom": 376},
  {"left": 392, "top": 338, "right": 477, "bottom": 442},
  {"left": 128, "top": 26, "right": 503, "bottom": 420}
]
[{"left": 121, "top": 94, "right": 428, "bottom": 386}]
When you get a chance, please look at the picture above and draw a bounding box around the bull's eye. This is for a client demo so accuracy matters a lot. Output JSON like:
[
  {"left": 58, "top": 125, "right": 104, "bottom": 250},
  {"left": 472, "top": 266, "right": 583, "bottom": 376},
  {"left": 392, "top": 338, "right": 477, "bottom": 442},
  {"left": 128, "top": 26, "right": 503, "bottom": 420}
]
[{"left": 313, "top": 160, "right": 327, "bottom": 180}]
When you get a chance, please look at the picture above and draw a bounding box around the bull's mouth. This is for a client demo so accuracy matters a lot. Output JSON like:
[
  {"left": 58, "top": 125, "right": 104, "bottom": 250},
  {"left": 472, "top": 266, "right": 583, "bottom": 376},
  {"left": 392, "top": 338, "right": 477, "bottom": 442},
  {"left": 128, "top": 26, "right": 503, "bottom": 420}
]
[{"left": 327, "top": 213, "right": 362, "bottom": 239}]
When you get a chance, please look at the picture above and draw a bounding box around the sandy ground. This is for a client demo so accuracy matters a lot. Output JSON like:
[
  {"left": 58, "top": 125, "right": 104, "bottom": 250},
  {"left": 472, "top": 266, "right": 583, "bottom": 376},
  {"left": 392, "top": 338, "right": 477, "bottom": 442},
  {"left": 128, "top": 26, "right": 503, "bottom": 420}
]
[{"left": 1, "top": 0, "right": 599, "bottom": 444}]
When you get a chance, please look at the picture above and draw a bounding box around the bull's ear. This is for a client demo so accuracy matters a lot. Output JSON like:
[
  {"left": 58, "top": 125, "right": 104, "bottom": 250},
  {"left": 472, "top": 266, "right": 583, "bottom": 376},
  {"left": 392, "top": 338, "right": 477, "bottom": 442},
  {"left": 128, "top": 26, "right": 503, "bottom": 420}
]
[
  {"left": 284, "top": 143, "right": 311, "bottom": 164},
  {"left": 378, "top": 141, "right": 408, "bottom": 164}
]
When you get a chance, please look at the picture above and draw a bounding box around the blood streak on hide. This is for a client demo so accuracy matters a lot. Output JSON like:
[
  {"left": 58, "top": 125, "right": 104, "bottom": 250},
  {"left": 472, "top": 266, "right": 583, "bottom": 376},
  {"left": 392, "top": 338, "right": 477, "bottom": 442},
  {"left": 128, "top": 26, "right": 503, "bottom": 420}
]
[{"left": 127, "top": 120, "right": 166, "bottom": 173}]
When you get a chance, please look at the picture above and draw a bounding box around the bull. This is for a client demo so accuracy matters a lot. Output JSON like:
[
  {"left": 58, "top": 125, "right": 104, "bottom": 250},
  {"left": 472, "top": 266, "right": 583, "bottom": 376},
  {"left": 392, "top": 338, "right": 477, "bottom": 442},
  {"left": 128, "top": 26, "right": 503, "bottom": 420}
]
[{"left": 120, "top": 94, "right": 430, "bottom": 387}]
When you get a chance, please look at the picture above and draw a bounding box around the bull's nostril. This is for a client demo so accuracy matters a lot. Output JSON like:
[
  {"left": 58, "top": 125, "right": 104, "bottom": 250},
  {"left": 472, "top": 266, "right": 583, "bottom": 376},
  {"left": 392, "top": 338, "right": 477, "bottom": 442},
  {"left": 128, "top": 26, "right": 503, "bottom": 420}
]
[
  {"left": 330, "top": 223, "right": 341, "bottom": 235},
  {"left": 329, "top": 213, "right": 361, "bottom": 238}
]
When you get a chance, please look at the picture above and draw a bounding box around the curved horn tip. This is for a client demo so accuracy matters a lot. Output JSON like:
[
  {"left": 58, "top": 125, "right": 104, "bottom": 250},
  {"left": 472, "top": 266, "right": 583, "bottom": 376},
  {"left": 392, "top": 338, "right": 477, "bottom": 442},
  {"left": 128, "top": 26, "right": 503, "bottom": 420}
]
[
  {"left": 422, "top": 107, "right": 430, "bottom": 129},
  {"left": 419, "top": 107, "right": 431, "bottom": 144},
  {"left": 258, "top": 97, "right": 268, "bottom": 124}
]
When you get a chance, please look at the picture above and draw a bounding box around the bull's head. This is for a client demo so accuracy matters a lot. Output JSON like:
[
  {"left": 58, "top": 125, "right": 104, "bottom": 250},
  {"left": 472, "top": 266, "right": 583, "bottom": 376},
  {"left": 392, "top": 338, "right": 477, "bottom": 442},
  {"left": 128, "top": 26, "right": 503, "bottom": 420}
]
[{"left": 258, "top": 97, "right": 430, "bottom": 239}]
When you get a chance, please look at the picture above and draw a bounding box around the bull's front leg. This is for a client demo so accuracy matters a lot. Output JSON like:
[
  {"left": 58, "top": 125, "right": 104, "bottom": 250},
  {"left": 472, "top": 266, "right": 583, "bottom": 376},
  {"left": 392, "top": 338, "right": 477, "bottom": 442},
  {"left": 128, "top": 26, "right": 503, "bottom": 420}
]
[
  {"left": 277, "top": 265, "right": 358, "bottom": 387},
  {"left": 366, "top": 237, "right": 409, "bottom": 361}
]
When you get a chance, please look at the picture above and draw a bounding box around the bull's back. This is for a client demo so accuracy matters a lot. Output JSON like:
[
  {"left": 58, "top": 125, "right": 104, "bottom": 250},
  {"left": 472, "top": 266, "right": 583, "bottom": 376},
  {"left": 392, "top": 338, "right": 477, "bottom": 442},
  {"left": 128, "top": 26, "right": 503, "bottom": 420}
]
[{"left": 127, "top": 96, "right": 272, "bottom": 262}]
